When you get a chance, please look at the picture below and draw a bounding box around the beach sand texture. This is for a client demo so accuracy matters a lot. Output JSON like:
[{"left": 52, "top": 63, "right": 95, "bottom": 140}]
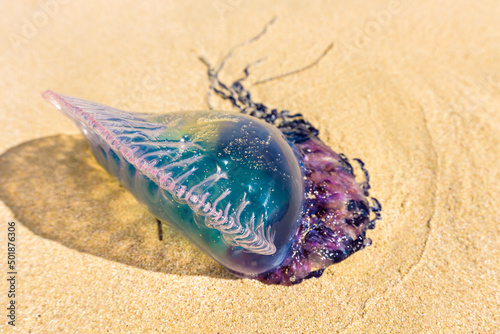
[{"left": 0, "top": 0, "right": 498, "bottom": 333}]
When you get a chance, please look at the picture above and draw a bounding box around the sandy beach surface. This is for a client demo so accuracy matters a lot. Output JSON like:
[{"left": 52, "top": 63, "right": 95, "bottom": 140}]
[{"left": 1, "top": 0, "right": 499, "bottom": 333}]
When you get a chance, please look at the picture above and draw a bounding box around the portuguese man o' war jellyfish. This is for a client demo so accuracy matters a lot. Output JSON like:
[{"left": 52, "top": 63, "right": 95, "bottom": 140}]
[{"left": 42, "top": 21, "right": 381, "bottom": 285}]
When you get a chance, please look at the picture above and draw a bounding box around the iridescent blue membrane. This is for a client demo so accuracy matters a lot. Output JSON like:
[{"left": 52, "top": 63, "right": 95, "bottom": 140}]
[{"left": 43, "top": 91, "right": 303, "bottom": 276}]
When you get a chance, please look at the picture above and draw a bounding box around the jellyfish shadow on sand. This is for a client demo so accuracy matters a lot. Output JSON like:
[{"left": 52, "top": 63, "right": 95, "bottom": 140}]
[{"left": 0, "top": 135, "right": 236, "bottom": 280}]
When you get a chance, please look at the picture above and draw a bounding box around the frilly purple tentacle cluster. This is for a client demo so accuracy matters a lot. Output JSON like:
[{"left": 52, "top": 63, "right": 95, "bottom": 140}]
[{"left": 252, "top": 137, "right": 374, "bottom": 285}]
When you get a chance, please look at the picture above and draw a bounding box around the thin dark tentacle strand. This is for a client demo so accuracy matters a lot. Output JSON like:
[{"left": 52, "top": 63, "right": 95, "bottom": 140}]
[
  {"left": 255, "top": 42, "right": 334, "bottom": 85},
  {"left": 156, "top": 219, "right": 163, "bottom": 241},
  {"left": 338, "top": 153, "right": 355, "bottom": 176},
  {"left": 352, "top": 159, "right": 381, "bottom": 229},
  {"left": 214, "top": 16, "right": 277, "bottom": 77},
  {"left": 353, "top": 158, "right": 371, "bottom": 196},
  {"left": 236, "top": 57, "right": 267, "bottom": 83},
  {"left": 368, "top": 197, "right": 382, "bottom": 229}
]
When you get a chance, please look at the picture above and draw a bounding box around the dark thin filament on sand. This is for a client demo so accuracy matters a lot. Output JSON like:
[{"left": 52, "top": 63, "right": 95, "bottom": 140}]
[
  {"left": 254, "top": 42, "right": 334, "bottom": 85},
  {"left": 213, "top": 16, "right": 277, "bottom": 76},
  {"left": 157, "top": 219, "right": 163, "bottom": 241}
]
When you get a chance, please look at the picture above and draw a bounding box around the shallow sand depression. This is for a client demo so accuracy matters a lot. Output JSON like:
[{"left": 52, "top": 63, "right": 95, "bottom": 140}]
[{"left": 0, "top": 0, "right": 499, "bottom": 332}]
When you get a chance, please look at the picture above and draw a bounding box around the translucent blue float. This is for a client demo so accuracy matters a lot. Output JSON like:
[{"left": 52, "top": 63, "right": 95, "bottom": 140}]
[{"left": 43, "top": 91, "right": 305, "bottom": 276}]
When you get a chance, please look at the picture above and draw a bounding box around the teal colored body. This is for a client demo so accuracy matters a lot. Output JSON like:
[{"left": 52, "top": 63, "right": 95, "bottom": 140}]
[{"left": 43, "top": 91, "right": 304, "bottom": 276}]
